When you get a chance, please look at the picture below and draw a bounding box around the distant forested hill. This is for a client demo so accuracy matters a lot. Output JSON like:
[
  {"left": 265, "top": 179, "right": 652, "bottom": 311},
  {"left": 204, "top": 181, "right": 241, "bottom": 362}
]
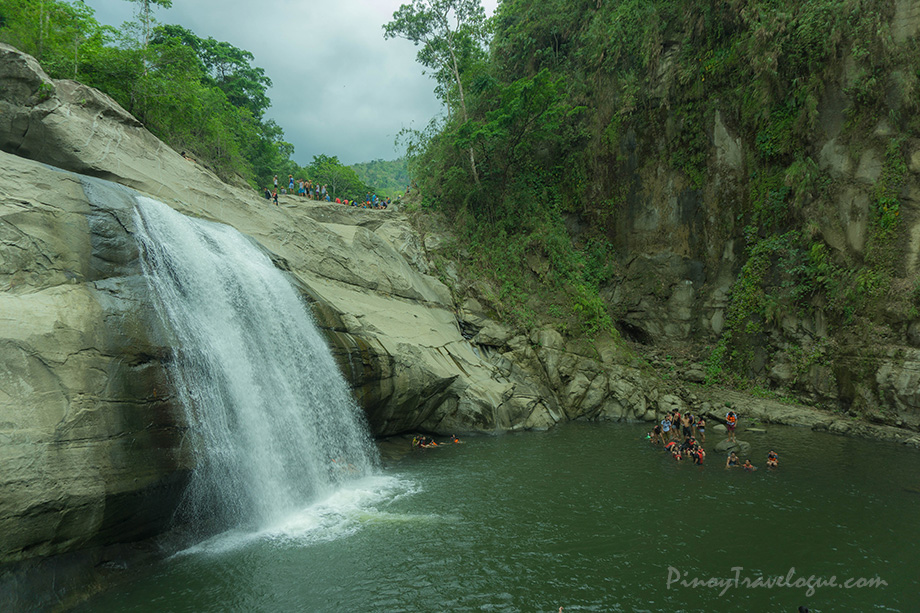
[{"left": 350, "top": 158, "right": 410, "bottom": 196}]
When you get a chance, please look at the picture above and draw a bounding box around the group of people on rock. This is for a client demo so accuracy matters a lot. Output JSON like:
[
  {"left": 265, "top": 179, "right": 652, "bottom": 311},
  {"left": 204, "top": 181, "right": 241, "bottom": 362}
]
[
  {"left": 650, "top": 408, "right": 707, "bottom": 464},
  {"left": 347, "top": 193, "right": 391, "bottom": 209},
  {"left": 412, "top": 434, "right": 462, "bottom": 448},
  {"left": 262, "top": 175, "right": 395, "bottom": 210},
  {"left": 263, "top": 174, "right": 330, "bottom": 203},
  {"left": 653, "top": 409, "right": 707, "bottom": 444},
  {"left": 274, "top": 174, "right": 330, "bottom": 200},
  {"left": 648, "top": 408, "right": 780, "bottom": 470}
]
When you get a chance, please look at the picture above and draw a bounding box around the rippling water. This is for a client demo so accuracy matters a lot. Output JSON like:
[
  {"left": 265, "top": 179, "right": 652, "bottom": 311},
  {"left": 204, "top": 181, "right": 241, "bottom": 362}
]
[{"left": 76, "top": 423, "right": 920, "bottom": 612}]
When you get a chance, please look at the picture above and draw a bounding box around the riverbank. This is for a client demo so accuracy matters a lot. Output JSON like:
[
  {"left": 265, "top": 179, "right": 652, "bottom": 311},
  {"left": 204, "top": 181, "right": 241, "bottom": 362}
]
[
  {"left": 699, "top": 387, "right": 920, "bottom": 448},
  {"left": 625, "top": 343, "right": 919, "bottom": 449}
]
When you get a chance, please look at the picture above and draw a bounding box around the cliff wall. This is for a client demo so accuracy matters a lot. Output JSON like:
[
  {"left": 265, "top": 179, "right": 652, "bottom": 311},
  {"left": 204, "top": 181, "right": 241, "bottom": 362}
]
[{"left": 578, "top": 3, "right": 920, "bottom": 430}]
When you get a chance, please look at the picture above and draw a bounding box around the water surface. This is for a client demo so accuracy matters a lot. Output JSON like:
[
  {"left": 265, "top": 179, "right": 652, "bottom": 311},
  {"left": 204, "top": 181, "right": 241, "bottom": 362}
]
[{"left": 76, "top": 423, "right": 920, "bottom": 612}]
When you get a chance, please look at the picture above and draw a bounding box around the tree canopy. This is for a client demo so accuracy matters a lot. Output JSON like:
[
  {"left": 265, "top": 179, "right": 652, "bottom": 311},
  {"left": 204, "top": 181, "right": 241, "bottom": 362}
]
[
  {"left": 308, "top": 154, "right": 368, "bottom": 201},
  {"left": 0, "top": 0, "right": 295, "bottom": 188},
  {"left": 384, "top": 0, "right": 489, "bottom": 185},
  {"left": 385, "top": 0, "right": 920, "bottom": 352}
]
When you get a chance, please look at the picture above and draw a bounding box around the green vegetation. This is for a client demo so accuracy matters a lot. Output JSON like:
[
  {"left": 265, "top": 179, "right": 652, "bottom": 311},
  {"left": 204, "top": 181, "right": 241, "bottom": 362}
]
[
  {"left": 350, "top": 158, "right": 410, "bottom": 197},
  {"left": 308, "top": 154, "right": 367, "bottom": 201},
  {"left": 0, "top": 0, "right": 296, "bottom": 187},
  {"left": 387, "top": 0, "right": 920, "bottom": 389},
  {"left": 3, "top": 0, "right": 917, "bottom": 401}
]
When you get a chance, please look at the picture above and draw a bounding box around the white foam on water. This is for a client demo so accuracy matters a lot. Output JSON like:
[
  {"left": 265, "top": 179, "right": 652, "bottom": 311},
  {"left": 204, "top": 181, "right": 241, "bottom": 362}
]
[{"left": 173, "top": 474, "right": 433, "bottom": 557}]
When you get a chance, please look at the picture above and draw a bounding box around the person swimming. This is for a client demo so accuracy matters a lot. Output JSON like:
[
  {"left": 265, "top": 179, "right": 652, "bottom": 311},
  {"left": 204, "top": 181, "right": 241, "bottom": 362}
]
[
  {"left": 766, "top": 450, "right": 778, "bottom": 468},
  {"left": 743, "top": 459, "right": 757, "bottom": 471},
  {"left": 725, "top": 450, "right": 740, "bottom": 468},
  {"left": 693, "top": 446, "right": 706, "bottom": 465}
]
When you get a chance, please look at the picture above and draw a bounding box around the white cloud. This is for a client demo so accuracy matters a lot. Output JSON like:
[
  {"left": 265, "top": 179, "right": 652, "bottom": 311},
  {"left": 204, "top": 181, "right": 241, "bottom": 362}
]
[{"left": 82, "top": 0, "right": 499, "bottom": 165}]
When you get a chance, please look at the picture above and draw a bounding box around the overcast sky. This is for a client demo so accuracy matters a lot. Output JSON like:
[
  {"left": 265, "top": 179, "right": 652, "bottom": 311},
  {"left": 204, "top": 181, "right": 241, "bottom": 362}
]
[{"left": 82, "top": 0, "right": 499, "bottom": 166}]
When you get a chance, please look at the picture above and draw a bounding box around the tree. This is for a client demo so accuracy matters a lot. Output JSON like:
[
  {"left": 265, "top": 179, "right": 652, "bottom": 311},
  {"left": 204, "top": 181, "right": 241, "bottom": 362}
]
[
  {"left": 152, "top": 25, "right": 273, "bottom": 119},
  {"left": 124, "top": 0, "right": 172, "bottom": 50},
  {"left": 350, "top": 158, "right": 410, "bottom": 195},
  {"left": 308, "top": 154, "right": 368, "bottom": 200},
  {"left": 0, "top": 0, "right": 108, "bottom": 78},
  {"left": 384, "top": 0, "right": 487, "bottom": 186}
]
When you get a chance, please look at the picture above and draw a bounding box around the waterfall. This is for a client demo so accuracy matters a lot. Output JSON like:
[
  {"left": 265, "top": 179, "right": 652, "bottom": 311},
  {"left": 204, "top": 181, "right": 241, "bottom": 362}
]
[{"left": 133, "top": 196, "right": 379, "bottom": 535}]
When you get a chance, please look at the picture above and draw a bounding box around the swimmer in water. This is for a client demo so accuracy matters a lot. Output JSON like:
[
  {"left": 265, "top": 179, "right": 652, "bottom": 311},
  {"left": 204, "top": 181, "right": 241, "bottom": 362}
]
[
  {"left": 725, "top": 450, "right": 740, "bottom": 468},
  {"left": 743, "top": 459, "right": 757, "bottom": 471},
  {"left": 693, "top": 446, "right": 705, "bottom": 465},
  {"left": 766, "top": 450, "right": 778, "bottom": 468}
]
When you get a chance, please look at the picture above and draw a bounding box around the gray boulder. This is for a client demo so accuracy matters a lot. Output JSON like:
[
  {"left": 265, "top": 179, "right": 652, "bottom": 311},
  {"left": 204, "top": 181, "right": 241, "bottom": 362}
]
[{"left": 714, "top": 438, "right": 752, "bottom": 455}]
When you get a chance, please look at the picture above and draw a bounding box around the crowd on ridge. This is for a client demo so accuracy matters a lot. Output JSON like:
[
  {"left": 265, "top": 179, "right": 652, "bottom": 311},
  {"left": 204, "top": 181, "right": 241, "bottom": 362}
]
[{"left": 262, "top": 174, "right": 400, "bottom": 210}]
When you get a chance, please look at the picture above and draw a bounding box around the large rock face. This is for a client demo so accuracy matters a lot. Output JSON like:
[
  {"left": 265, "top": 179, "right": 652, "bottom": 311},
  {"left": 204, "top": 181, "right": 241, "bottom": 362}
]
[
  {"left": 587, "top": 11, "right": 920, "bottom": 430},
  {"left": 0, "top": 156, "right": 189, "bottom": 610},
  {"left": 0, "top": 43, "right": 667, "bottom": 603}
]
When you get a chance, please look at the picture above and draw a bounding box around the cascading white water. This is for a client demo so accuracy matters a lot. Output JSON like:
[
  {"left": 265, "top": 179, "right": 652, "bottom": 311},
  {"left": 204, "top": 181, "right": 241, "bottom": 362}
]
[{"left": 133, "top": 196, "right": 379, "bottom": 535}]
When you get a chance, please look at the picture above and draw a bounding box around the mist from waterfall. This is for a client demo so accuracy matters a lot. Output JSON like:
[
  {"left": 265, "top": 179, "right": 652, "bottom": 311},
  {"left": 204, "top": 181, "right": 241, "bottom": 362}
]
[{"left": 134, "top": 196, "right": 379, "bottom": 537}]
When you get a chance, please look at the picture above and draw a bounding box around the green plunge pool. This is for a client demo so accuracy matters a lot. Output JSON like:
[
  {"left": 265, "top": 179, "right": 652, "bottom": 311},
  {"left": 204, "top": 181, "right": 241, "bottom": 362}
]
[{"left": 75, "top": 422, "right": 920, "bottom": 612}]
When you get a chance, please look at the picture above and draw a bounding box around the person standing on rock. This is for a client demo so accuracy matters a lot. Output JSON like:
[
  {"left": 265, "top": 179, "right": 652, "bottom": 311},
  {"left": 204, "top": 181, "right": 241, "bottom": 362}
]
[
  {"left": 661, "top": 414, "right": 672, "bottom": 442},
  {"left": 726, "top": 410, "right": 738, "bottom": 442},
  {"left": 681, "top": 412, "right": 693, "bottom": 439},
  {"left": 696, "top": 416, "right": 706, "bottom": 443}
]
